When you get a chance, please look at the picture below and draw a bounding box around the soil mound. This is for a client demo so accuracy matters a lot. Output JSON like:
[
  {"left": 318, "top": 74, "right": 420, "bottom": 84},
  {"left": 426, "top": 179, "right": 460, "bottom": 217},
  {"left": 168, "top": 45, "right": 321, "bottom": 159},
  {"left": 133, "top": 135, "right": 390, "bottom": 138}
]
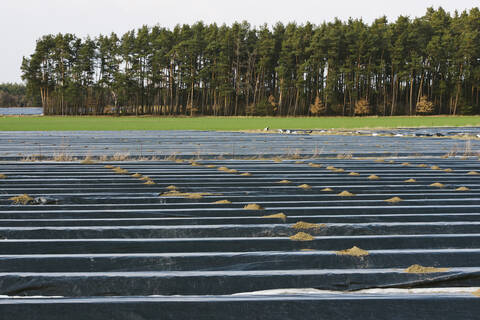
[
  {"left": 161, "top": 190, "right": 215, "bottom": 199},
  {"left": 404, "top": 264, "right": 450, "bottom": 273},
  {"left": 213, "top": 200, "right": 232, "bottom": 204},
  {"left": 262, "top": 213, "right": 287, "bottom": 222},
  {"left": 338, "top": 190, "right": 355, "bottom": 196},
  {"left": 9, "top": 194, "right": 34, "bottom": 205},
  {"left": 308, "top": 163, "right": 322, "bottom": 168},
  {"left": 244, "top": 203, "right": 264, "bottom": 210},
  {"left": 290, "top": 232, "right": 315, "bottom": 241},
  {"left": 335, "top": 246, "right": 369, "bottom": 257},
  {"left": 298, "top": 184, "right": 312, "bottom": 189},
  {"left": 430, "top": 182, "right": 445, "bottom": 188},
  {"left": 292, "top": 221, "right": 326, "bottom": 230},
  {"left": 385, "top": 197, "right": 402, "bottom": 203}
]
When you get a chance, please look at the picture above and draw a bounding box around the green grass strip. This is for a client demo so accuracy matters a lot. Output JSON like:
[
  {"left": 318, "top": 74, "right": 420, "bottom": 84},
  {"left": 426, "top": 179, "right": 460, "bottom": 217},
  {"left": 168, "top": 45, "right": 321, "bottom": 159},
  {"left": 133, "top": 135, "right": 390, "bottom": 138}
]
[{"left": 1, "top": 116, "right": 480, "bottom": 131}]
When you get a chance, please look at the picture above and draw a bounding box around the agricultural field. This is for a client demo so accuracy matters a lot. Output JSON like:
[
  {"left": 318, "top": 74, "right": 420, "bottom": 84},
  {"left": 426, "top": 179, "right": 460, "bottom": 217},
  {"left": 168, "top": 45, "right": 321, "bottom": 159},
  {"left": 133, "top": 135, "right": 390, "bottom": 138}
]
[
  {"left": 1, "top": 115, "right": 480, "bottom": 131},
  {"left": 0, "top": 128, "right": 479, "bottom": 161},
  {"left": 1, "top": 129, "right": 480, "bottom": 318}
]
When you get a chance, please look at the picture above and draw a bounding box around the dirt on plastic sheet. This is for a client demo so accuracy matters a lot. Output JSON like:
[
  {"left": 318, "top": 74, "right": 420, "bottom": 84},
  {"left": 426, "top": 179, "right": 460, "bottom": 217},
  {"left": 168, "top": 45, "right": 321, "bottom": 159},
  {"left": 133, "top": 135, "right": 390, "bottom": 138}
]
[
  {"left": 212, "top": 200, "right": 232, "bottom": 204},
  {"left": 430, "top": 182, "right": 445, "bottom": 188},
  {"left": 262, "top": 213, "right": 287, "bottom": 222},
  {"left": 290, "top": 232, "right": 315, "bottom": 241},
  {"left": 385, "top": 197, "right": 403, "bottom": 203},
  {"left": 335, "top": 246, "right": 369, "bottom": 257},
  {"left": 161, "top": 190, "right": 216, "bottom": 199},
  {"left": 9, "top": 194, "right": 34, "bottom": 205},
  {"left": 112, "top": 167, "right": 129, "bottom": 174},
  {"left": 244, "top": 203, "right": 264, "bottom": 210},
  {"left": 338, "top": 190, "right": 355, "bottom": 196},
  {"left": 404, "top": 264, "right": 450, "bottom": 274},
  {"left": 298, "top": 184, "right": 312, "bottom": 189},
  {"left": 291, "top": 221, "right": 326, "bottom": 230}
]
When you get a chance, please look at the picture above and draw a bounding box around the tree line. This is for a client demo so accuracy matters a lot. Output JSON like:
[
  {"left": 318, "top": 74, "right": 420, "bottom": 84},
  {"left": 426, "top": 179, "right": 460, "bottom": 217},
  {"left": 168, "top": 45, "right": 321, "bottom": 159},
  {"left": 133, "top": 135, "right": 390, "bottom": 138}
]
[
  {"left": 0, "top": 83, "right": 40, "bottom": 108},
  {"left": 21, "top": 7, "right": 480, "bottom": 116}
]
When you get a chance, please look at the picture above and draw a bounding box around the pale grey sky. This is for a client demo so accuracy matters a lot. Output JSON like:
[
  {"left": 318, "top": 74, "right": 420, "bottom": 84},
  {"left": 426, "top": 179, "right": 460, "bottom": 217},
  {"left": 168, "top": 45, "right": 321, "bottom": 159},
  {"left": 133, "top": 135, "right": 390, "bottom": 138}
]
[{"left": 1, "top": 0, "right": 478, "bottom": 83}]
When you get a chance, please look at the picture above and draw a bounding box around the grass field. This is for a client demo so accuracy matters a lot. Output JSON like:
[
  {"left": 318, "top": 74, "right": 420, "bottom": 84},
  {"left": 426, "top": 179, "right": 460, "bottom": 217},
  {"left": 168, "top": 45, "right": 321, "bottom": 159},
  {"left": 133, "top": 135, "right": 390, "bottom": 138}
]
[{"left": 1, "top": 116, "right": 480, "bottom": 131}]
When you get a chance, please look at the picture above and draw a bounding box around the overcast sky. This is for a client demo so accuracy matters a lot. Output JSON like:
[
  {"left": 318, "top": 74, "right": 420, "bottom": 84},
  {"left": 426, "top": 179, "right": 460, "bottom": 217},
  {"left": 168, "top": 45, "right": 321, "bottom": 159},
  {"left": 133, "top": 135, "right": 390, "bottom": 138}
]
[{"left": 1, "top": 0, "right": 478, "bottom": 83}]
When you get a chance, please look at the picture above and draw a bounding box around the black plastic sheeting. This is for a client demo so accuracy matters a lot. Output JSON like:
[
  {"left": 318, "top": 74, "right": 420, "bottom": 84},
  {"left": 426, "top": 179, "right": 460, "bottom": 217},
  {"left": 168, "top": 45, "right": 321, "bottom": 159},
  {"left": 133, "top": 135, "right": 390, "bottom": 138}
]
[
  {"left": 0, "top": 234, "right": 479, "bottom": 254},
  {"left": 2, "top": 222, "right": 480, "bottom": 239},
  {"left": 0, "top": 129, "right": 479, "bottom": 160},
  {"left": 0, "top": 146, "right": 480, "bottom": 318},
  {"left": 0, "top": 249, "right": 479, "bottom": 272},
  {"left": 1, "top": 268, "right": 480, "bottom": 296},
  {"left": 2, "top": 294, "right": 479, "bottom": 320}
]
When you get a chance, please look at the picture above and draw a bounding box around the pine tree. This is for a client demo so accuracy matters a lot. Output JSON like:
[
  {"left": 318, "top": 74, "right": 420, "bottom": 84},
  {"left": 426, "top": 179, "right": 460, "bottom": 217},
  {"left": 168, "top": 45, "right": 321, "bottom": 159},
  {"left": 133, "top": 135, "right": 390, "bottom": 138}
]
[
  {"left": 309, "top": 95, "right": 326, "bottom": 115},
  {"left": 355, "top": 99, "right": 370, "bottom": 115},
  {"left": 19, "top": 7, "right": 480, "bottom": 117},
  {"left": 416, "top": 95, "right": 434, "bottom": 114}
]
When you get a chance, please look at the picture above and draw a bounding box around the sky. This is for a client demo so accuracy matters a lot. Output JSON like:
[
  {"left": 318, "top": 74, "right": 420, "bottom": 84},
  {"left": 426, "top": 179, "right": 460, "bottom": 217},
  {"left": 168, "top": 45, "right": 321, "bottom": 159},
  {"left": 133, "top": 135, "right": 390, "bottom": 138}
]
[{"left": 1, "top": 0, "right": 479, "bottom": 83}]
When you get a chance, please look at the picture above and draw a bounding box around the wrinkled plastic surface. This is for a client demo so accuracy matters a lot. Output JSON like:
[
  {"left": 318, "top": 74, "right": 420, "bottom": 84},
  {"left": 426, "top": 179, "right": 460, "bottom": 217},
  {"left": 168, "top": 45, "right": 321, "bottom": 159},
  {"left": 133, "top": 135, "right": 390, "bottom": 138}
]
[
  {"left": 0, "top": 129, "right": 479, "bottom": 160},
  {"left": 0, "top": 133, "right": 480, "bottom": 318},
  {"left": 1, "top": 294, "right": 480, "bottom": 320}
]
